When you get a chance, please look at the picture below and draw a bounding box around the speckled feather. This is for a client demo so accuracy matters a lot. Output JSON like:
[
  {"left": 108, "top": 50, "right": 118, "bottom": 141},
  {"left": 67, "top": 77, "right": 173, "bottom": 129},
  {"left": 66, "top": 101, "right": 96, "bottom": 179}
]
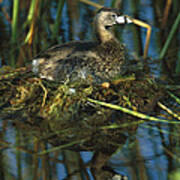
[{"left": 32, "top": 8, "right": 130, "bottom": 84}]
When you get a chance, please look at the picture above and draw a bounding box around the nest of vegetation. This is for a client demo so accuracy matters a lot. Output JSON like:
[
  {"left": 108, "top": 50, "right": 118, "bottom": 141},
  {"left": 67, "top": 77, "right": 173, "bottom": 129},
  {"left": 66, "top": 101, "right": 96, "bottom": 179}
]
[{"left": 0, "top": 65, "right": 177, "bottom": 153}]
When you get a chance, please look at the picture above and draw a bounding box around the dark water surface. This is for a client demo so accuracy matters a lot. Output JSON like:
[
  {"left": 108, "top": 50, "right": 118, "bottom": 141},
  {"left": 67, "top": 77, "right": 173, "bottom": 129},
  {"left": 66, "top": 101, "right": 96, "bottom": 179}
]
[{"left": 0, "top": 0, "right": 180, "bottom": 180}]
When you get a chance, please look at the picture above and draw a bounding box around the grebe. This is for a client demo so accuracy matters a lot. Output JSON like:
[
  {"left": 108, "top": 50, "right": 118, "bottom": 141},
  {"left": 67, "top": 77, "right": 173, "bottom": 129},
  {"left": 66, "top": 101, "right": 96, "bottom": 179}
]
[{"left": 32, "top": 8, "right": 132, "bottom": 85}]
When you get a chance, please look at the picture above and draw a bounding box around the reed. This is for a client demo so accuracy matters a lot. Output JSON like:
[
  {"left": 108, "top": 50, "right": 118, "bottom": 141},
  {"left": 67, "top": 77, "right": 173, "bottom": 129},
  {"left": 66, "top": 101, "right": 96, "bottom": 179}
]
[
  {"left": 87, "top": 98, "right": 180, "bottom": 124},
  {"left": 10, "top": 0, "right": 19, "bottom": 67},
  {"left": 160, "top": 12, "right": 180, "bottom": 60},
  {"left": 161, "top": 0, "right": 172, "bottom": 29},
  {"left": 24, "top": 0, "right": 40, "bottom": 45},
  {"left": 16, "top": 130, "right": 22, "bottom": 180},
  {"left": 51, "top": 0, "right": 65, "bottom": 42},
  {"left": 79, "top": 0, "right": 103, "bottom": 9},
  {"left": 11, "top": 0, "right": 19, "bottom": 45},
  {"left": 38, "top": 139, "right": 88, "bottom": 155},
  {"left": 0, "top": 1, "right": 180, "bottom": 179}
]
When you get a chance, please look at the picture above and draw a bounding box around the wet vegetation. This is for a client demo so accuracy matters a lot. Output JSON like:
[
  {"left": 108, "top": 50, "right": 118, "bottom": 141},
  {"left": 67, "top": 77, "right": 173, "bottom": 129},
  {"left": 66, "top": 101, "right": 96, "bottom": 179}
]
[{"left": 0, "top": 0, "right": 180, "bottom": 179}]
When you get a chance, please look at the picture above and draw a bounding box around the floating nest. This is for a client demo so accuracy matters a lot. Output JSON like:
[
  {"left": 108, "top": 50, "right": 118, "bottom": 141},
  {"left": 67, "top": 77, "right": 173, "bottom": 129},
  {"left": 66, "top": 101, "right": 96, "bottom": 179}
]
[{"left": 0, "top": 65, "right": 177, "bottom": 153}]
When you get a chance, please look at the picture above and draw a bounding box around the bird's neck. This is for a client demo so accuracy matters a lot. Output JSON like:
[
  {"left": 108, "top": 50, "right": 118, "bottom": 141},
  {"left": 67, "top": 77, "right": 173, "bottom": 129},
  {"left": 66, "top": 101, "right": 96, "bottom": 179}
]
[{"left": 94, "top": 22, "right": 117, "bottom": 43}]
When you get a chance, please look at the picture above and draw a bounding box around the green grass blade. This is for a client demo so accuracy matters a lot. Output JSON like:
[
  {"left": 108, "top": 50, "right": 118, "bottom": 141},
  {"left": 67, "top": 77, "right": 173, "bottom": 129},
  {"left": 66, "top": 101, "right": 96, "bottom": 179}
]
[
  {"left": 167, "top": 91, "right": 180, "bottom": 105},
  {"left": 160, "top": 12, "right": 180, "bottom": 59},
  {"left": 87, "top": 98, "right": 180, "bottom": 124},
  {"left": 52, "top": 0, "right": 65, "bottom": 41},
  {"left": 79, "top": 0, "right": 103, "bottom": 9},
  {"left": 37, "top": 139, "right": 88, "bottom": 155},
  {"left": 11, "top": 0, "right": 19, "bottom": 44},
  {"left": 10, "top": 0, "right": 19, "bottom": 67},
  {"left": 27, "top": 0, "right": 37, "bottom": 22},
  {"left": 100, "top": 120, "right": 145, "bottom": 130}
]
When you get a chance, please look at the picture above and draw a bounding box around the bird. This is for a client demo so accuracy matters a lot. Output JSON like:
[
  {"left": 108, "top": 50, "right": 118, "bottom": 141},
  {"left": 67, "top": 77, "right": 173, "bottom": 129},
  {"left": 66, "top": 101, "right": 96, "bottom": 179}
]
[{"left": 32, "top": 7, "right": 132, "bottom": 86}]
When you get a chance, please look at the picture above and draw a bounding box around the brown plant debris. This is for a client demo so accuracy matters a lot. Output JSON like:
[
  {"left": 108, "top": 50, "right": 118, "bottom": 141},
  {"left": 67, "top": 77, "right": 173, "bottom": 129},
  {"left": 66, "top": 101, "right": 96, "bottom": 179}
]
[{"left": 0, "top": 66, "right": 171, "bottom": 153}]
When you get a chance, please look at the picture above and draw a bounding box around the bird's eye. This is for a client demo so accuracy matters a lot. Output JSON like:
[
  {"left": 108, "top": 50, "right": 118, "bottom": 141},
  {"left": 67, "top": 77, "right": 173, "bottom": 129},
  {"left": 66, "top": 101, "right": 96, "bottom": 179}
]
[{"left": 112, "top": 14, "right": 116, "bottom": 18}]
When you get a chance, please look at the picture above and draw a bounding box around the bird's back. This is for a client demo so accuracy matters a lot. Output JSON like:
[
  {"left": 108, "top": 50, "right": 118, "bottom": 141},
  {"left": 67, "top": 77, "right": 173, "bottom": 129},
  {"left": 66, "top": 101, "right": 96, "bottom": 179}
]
[{"left": 32, "top": 39, "right": 126, "bottom": 84}]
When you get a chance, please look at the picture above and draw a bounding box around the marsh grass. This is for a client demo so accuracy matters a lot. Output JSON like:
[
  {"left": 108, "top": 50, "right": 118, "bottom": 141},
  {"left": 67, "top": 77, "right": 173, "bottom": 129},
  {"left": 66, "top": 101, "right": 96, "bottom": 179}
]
[
  {"left": 0, "top": 0, "right": 179, "bottom": 71},
  {"left": 0, "top": 0, "right": 180, "bottom": 179}
]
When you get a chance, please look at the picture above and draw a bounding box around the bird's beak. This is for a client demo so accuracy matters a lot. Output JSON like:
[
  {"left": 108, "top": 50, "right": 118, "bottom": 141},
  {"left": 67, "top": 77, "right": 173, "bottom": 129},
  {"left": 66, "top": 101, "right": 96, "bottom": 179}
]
[{"left": 116, "top": 15, "right": 133, "bottom": 24}]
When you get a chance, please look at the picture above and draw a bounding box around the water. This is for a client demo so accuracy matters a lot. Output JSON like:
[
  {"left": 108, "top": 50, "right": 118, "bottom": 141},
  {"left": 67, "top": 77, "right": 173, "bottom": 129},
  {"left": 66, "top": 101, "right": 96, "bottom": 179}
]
[{"left": 0, "top": 0, "right": 180, "bottom": 179}]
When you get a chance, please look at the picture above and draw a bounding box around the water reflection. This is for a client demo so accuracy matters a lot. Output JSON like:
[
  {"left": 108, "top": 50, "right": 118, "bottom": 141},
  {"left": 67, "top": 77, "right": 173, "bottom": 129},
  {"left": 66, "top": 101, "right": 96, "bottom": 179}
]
[{"left": 0, "top": 0, "right": 180, "bottom": 180}]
